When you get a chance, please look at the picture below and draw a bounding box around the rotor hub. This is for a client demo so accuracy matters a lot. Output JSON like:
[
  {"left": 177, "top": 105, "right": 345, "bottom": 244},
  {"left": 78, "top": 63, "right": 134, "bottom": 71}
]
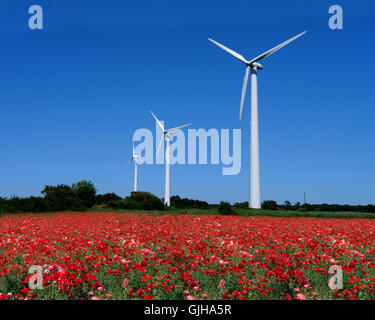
[{"left": 251, "top": 62, "right": 263, "bottom": 70}]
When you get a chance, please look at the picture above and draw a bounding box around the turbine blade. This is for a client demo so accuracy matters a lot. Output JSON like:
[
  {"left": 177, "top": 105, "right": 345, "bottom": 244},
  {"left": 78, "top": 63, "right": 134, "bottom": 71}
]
[
  {"left": 239, "top": 66, "right": 250, "bottom": 121},
  {"left": 150, "top": 111, "right": 165, "bottom": 132},
  {"left": 156, "top": 135, "right": 164, "bottom": 158},
  {"left": 208, "top": 38, "right": 248, "bottom": 64},
  {"left": 132, "top": 141, "right": 135, "bottom": 156},
  {"left": 126, "top": 156, "right": 133, "bottom": 168},
  {"left": 167, "top": 123, "right": 192, "bottom": 132},
  {"left": 249, "top": 31, "right": 306, "bottom": 64}
]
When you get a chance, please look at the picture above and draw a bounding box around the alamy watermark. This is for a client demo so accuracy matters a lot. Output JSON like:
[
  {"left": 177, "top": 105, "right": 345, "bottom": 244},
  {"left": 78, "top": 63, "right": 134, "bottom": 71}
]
[
  {"left": 329, "top": 5, "right": 343, "bottom": 30},
  {"left": 28, "top": 265, "right": 43, "bottom": 289},
  {"left": 328, "top": 265, "right": 343, "bottom": 290},
  {"left": 132, "top": 121, "right": 242, "bottom": 176},
  {"left": 28, "top": 5, "right": 43, "bottom": 30}
]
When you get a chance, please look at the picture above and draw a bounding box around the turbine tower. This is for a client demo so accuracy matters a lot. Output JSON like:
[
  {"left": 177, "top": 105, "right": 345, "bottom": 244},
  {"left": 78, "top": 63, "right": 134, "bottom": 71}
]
[
  {"left": 150, "top": 111, "right": 191, "bottom": 206},
  {"left": 126, "top": 143, "right": 142, "bottom": 192},
  {"left": 209, "top": 31, "right": 306, "bottom": 209}
]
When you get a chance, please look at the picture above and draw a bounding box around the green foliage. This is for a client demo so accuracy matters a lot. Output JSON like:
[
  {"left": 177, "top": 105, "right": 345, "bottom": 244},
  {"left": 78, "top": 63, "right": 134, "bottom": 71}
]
[
  {"left": 0, "top": 180, "right": 374, "bottom": 216},
  {"left": 0, "top": 196, "right": 48, "bottom": 213},
  {"left": 262, "top": 200, "right": 278, "bottom": 210},
  {"left": 72, "top": 180, "right": 97, "bottom": 208},
  {"left": 292, "top": 202, "right": 301, "bottom": 211},
  {"left": 218, "top": 201, "right": 234, "bottom": 215},
  {"left": 170, "top": 195, "right": 210, "bottom": 209},
  {"left": 0, "top": 181, "right": 99, "bottom": 213},
  {"left": 318, "top": 203, "right": 335, "bottom": 212},
  {"left": 233, "top": 201, "right": 249, "bottom": 209},
  {"left": 129, "top": 191, "right": 159, "bottom": 203},
  {"left": 363, "top": 205, "right": 375, "bottom": 213},
  {"left": 284, "top": 201, "right": 292, "bottom": 210},
  {"left": 95, "top": 193, "right": 122, "bottom": 205},
  {"left": 42, "top": 184, "right": 85, "bottom": 211},
  {"left": 107, "top": 191, "right": 164, "bottom": 211},
  {"left": 0, "top": 197, "right": 19, "bottom": 213},
  {"left": 21, "top": 196, "right": 47, "bottom": 212}
]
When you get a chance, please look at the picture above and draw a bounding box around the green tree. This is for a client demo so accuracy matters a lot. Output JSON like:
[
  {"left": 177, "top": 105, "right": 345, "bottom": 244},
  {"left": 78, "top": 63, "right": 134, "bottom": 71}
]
[
  {"left": 363, "top": 205, "right": 375, "bottom": 213},
  {"left": 262, "top": 200, "right": 278, "bottom": 210},
  {"left": 41, "top": 184, "right": 85, "bottom": 211},
  {"left": 95, "top": 193, "right": 122, "bottom": 205},
  {"left": 107, "top": 191, "right": 164, "bottom": 210},
  {"left": 218, "top": 201, "right": 234, "bottom": 215},
  {"left": 233, "top": 201, "right": 249, "bottom": 209},
  {"left": 284, "top": 201, "right": 291, "bottom": 210},
  {"left": 129, "top": 192, "right": 164, "bottom": 210},
  {"left": 72, "top": 180, "right": 97, "bottom": 208},
  {"left": 170, "top": 195, "right": 210, "bottom": 209},
  {"left": 292, "top": 201, "right": 301, "bottom": 211}
]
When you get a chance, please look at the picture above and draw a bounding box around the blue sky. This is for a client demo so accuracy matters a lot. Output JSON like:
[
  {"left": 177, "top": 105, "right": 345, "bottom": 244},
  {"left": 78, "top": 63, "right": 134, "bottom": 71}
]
[{"left": 0, "top": 0, "right": 374, "bottom": 205}]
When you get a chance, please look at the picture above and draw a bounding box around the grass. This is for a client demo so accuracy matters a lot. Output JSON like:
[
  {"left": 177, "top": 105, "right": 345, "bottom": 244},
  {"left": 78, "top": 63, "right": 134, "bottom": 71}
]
[{"left": 88, "top": 206, "right": 375, "bottom": 219}]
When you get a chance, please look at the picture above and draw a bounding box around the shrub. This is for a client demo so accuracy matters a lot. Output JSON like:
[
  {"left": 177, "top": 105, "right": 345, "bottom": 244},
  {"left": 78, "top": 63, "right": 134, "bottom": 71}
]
[
  {"left": 301, "top": 203, "right": 313, "bottom": 211},
  {"left": 319, "top": 203, "right": 332, "bottom": 212},
  {"left": 233, "top": 201, "right": 249, "bottom": 209},
  {"left": 22, "top": 196, "right": 48, "bottom": 212},
  {"left": 42, "top": 184, "right": 85, "bottom": 211},
  {"left": 0, "top": 201, "right": 18, "bottom": 214},
  {"left": 363, "top": 205, "right": 375, "bottom": 213},
  {"left": 106, "top": 191, "right": 164, "bottom": 211},
  {"left": 292, "top": 202, "right": 301, "bottom": 211},
  {"left": 218, "top": 201, "right": 234, "bottom": 215},
  {"left": 262, "top": 200, "right": 278, "bottom": 210},
  {"left": 127, "top": 192, "right": 164, "bottom": 210},
  {"left": 107, "top": 199, "right": 138, "bottom": 210},
  {"left": 129, "top": 192, "right": 157, "bottom": 202},
  {"left": 139, "top": 198, "right": 164, "bottom": 210},
  {"left": 284, "top": 201, "right": 292, "bottom": 210},
  {"left": 72, "top": 180, "right": 97, "bottom": 208},
  {"left": 96, "top": 193, "right": 122, "bottom": 205},
  {"left": 45, "top": 194, "right": 85, "bottom": 212},
  {"left": 170, "top": 195, "right": 210, "bottom": 209}
]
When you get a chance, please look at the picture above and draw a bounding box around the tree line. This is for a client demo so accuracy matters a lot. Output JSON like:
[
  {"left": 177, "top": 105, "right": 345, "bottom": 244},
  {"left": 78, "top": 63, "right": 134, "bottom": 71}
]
[
  {"left": 233, "top": 200, "right": 375, "bottom": 213},
  {"left": 0, "top": 180, "right": 374, "bottom": 214},
  {"left": 0, "top": 181, "right": 210, "bottom": 213}
]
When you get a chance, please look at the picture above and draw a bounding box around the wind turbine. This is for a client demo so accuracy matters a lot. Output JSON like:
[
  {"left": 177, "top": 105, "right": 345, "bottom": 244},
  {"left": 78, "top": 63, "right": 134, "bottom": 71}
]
[
  {"left": 150, "top": 111, "right": 191, "bottom": 206},
  {"left": 209, "top": 31, "right": 306, "bottom": 209},
  {"left": 126, "top": 143, "right": 142, "bottom": 192}
]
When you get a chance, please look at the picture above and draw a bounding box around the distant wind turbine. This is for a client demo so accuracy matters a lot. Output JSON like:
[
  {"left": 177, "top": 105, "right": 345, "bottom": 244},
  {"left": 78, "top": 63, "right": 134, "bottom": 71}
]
[
  {"left": 126, "top": 143, "right": 142, "bottom": 192},
  {"left": 209, "top": 31, "right": 306, "bottom": 209},
  {"left": 150, "top": 111, "right": 191, "bottom": 206}
]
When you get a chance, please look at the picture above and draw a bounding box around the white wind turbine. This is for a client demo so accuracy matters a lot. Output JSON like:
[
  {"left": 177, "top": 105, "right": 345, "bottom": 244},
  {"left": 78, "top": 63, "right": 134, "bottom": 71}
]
[
  {"left": 126, "top": 143, "right": 142, "bottom": 192},
  {"left": 209, "top": 31, "right": 306, "bottom": 209},
  {"left": 150, "top": 111, "right": 191, "bottom": 206}
]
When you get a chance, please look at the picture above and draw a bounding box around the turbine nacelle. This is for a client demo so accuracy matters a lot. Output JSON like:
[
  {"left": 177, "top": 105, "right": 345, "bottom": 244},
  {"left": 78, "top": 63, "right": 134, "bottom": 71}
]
[
  {"left": 127, "top": 154, "right": 142, "bottom": 167},
  {"left": 150, "top": 110, "right": 191, "bottom": 157},
  {"left": 132, "top": 155, "right": 142, "bottom": 164},
  {"left": 250, "top": 62, "right": 263, "bottom": 70},
  {"left": 126, "top": 142, "right": 143, "bottom": 167},
  {"left": 209, "top": 31, "right": 306, "bottom": 121}
]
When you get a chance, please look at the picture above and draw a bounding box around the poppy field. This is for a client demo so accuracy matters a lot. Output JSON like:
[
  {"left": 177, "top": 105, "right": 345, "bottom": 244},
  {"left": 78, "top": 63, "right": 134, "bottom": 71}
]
[{"left": 0, "top": 212, "right": 374, "bottom": 300}]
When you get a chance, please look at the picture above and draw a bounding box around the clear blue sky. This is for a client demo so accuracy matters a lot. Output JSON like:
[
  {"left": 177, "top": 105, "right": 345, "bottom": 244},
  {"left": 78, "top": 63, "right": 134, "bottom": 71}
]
[{"left": 0, "top": 0, "right": 374, "bottom": 205}]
